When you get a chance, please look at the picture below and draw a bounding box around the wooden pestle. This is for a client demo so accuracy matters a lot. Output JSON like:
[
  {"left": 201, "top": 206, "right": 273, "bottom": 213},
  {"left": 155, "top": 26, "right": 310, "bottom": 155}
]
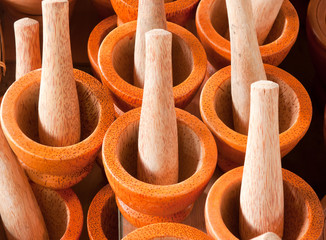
[
  {"left": 225, "top": 0, "right": 283, "bottom": 45},
  {"left": 14, "top": 18, "right": 41, "bottom": 81},
  {"left": 133, "top": 0, "right": 167, "bottom": 88},
  {"left": 38, "top": 0, "right": 81, "bottom": 147},
  {"left": 251, "top": 232, "right": 282, "bottom": 240},
  {"left": 137, "top": 29, "right": 178, "bottom": 185},
  {"left": 226, "top": 0, "right": 267, "bottom": 135},
  {"left": 239, "top": 80, "right": 284, "bottom": 240},
  {"left": 252, "top": 0, "right": 284, "bottom": 45},
  {"left": 0, "top": 126, "right": 48, "bottom": 240}
]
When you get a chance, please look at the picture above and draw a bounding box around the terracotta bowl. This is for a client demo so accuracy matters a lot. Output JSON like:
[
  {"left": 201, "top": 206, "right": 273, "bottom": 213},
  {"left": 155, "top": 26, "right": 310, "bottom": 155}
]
[
  {"left": 196, "top": 0, "right": 299, "bottom": 70},
  {"left": 98, "top": 20, "right": 207, "bottom": 113},
  {"left": 90, "top": 0, "right": 115, "bottom": 19},
  {"left": 0, "top": 0, "right": 77, "bottom": 16},
  {"left": 123, "top": 223, "right": 213, "bottom": 239},
  {"left": 30, "top": 183, "right": 83, "bottom": 240},
  {"left": 205, "top": 167, "right": 324, "bottom": 240},
  {"left": 111, "top": 0, "right": 199, "bottom": 27},
  {"left": 87, "top": 184, "right": 119, "bottom": 240},
  {"left": 307, "top": 0, "right": 326, "bottom": 84},
  {"left": 88, "top": 15, "right": 117, "bottom": 81},
  {"left": 200, "top": 64, "right": 312, "bottom": 172},
  {"left": 102, "top": 107, "right": 217, "bottom": 227},
  {"left": 0, "top": 69, "right": 115, "bottom": 189}
]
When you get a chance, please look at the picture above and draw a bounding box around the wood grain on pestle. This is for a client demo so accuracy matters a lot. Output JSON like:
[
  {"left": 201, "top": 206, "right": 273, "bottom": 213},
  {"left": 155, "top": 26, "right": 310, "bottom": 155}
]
[
  {"left": 225, "top": 0, "right": 284, "bottom": 45},
  {"left": 133, "top": 0, "right": 167, "bottom": 88},
  {"left": 251, "top": 232, "right": 282, "bottom": 240},
  {"left": 226, "top": 0, "right": 267, "bottom": 134},
  {"left": 38, "top": 0, "right": 81, "bottom": 147},
  {"left": 0, "top": 126, "right": 48, "bottom": 240},
  {"left": 14, "top": 18, "right": 41, "bottom": 81},
  {"left": 252, "top": 0, "right": 284, "bottom": 45},
  {"left": 137, "top": 29, "right": 178, "bottom": 185},
  {"left": 239, "top": 81, "right": 284, "bottom": 240}
]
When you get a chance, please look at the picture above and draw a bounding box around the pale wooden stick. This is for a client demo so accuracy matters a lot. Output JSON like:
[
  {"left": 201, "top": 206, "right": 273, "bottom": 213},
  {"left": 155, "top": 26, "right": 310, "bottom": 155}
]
[
  {"left": 239, "top": 80, "right": 284, "bottom": 240},
  {"left": 38, "top": 0, "right": 80, "bottom": 147},
  {"left": 133, "top": 0, "right": 167, "bottom": 88},
  {"left": 252, "top": 0, "right": 284, "bottom": 45},
  {"left": 14, "top": 18, "right": 41, "bottom": 81},
  {"left": 251, "top": 232, "right": 282, "bottom": 240},
  {"left": 0, "top": 126, "right": 49, "bottom": 240},
  {"left": 225, "top": 0, "right": 283, "bottom": 45},
  {"left": 226, "top": 0, "right": 267, "bottom": 135},
  {"left": 137, "top": 29, "right": 178, "bottom": 185}
]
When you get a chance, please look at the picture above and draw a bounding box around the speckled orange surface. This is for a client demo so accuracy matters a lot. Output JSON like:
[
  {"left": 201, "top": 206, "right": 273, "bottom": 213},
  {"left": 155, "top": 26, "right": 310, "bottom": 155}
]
[
  {"left": 123, "top": 222, "right": 213, "bottom": 239},
  {"left": 31, "top": 183, "right": 83, "bottom": 240},
  {"left": 196, "top": 0, "right": 299, "bottom": 70},
  {"left": 88, "top": 15, "right": 117, "bottom": 80},
  {"left": 111, "top": 0, "right": 199, "bottom": 26},
  {"left": 87, "top": 184, "right": 118, "bottom": 240},
  {"left": 200, "top": 64, "right": 312, "bottom": 172},
  {"left": 102, "top": 107, "right": 217, "bottom": 227},
  {"left": 98, "top": 20, "right": 207, "bottom": 112},
  {"left": 205, "top": 167, "right": 324, "bottom": 240},
  {"left": 0, "top": 69, "right": 115, "bottom": 189}
]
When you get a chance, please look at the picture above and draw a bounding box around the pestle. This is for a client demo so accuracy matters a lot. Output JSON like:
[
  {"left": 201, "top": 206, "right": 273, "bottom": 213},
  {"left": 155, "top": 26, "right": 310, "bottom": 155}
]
[
  {"left": 239, "top": 80, "right": 284, "bottom": 240},
  {"left": 133, "top": 0, "right": 167, "bottom": 88},
  {"left": 225, "top": 0, "right": 284, "bottom": 45},
  {"left": 226, "top": 0, "right": 267, "bottom": 135},
  {"left": 38, "top": 0, "right": 81, "bottom": 147},
  {"left": 252, "top": 0, "right": 284, "bottom": 45},
  {"left": 14, "top": 18, "right": 41, "bottom": 81},
  {"left": 0, "top": 126, "right": 48, "bottom": 240},
  {"left": 251, "top": 232, "right": 282, "bottom": 240},
  {"left": 137, "top": 29, "right": 178, "bottom": 185}
]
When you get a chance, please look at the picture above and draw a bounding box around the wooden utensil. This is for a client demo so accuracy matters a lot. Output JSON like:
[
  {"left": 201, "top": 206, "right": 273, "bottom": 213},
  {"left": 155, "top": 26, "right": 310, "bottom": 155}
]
[
  {"left": 38, "top": 0, "right": 80, "bottom": 147},
  {"left": 225, "top": 0, "right": 284, "bottom": 45},
  {"left": 14, "top": 17, "right": 41, "bottom": 81},
  {"left": 226, "top": 0, "right": 267, "bottom": 135},
  {"left": 0, "top": 126, "right": 48, "bottom": 240},
  {"left": 137, "top": 29, "right": 178, "bottom": 185},
  {"left": 239, "top": 80, "right": 284, "bottom": 240},
  {"left": 251, "top": 232, "right": 282, "bottom": 240},
  {"left": 252, "top": 0, "right": 284, "bottom": 45},
  {"left": 133, "top": 0, "right": 167, "bottom": 88}
]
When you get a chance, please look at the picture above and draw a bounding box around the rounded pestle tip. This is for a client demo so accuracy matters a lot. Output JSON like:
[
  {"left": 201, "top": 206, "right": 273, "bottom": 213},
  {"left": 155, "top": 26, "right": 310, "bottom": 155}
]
[
  {"left": 14, "top": 18, "right": 39, "bottom": 28},
  {"left": 251, "top": 80, "right": 279, "bottom": 91}
]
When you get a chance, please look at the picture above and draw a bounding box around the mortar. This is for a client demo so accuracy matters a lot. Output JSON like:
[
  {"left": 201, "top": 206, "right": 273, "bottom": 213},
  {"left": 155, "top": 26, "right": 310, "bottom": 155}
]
[
  {"left": 200, "top": 64, "right": 312, "bottom": 172},
  {"left": 196, "top": 0, "right": 299, "bottom": 70},
  {"left": 0, "top": 69, "right": 115, "bottom": 189},
  {"left": 205, "top": 167, "right": 324, "bottom": 240},
  {"left": 98, "top": 20, "right": 207, "bottom": 113},
  {"left": 102, "top": 107, "right": 217, "bottom": 227}
]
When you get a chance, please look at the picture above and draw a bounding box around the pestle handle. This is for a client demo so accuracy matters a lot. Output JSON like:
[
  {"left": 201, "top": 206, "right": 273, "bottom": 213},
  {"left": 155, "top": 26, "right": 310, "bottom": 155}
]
[
  {"left": 239, "top": 80, "right": 284, "bottom": 240},
  {"left": 226, "top": 0, "right": 267, "bottom": 135},
  {"left": 14, "top": 18, "right": 41, "bottom": 81},
  {"left": 137, "top": 29, "right": 178, "bottom": 185},
  {"left": 133, "top": 0, "right": 166, "bottom": 88},
  {"left": 250, "top": 232, "right": 282, "bottom": 240},
  {"left": 0, "top": 126, "right": 49, "bottom": 240},
  {"left": 38, "top": 0, "right": 80, "bottom": 147},
  {"left": 252, "top": 0, "right": 284, "bottom": 45}
]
